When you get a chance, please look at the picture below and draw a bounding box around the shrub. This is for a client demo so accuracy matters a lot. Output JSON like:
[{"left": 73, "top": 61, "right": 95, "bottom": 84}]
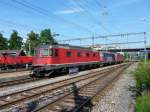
[
  {"left": 134, "top": 61, "right": 150, "bottom": 94},
  {"left": 136, "top": 93, "right": 150, "bottom": 112}
]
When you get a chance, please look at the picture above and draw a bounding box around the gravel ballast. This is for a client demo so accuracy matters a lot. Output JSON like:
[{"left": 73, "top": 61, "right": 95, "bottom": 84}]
[
  {"left": 92, "top": 63, "right": 138, "bottom": 112},
  {"left": 0, "top": 64, "right": 125, "bottom": 97}
]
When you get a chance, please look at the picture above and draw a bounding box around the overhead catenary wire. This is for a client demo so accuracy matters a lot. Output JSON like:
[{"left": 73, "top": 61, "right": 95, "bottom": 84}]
[
  {"left": 0, "top": 1, "right": 43, "bottom": 31},
  {"left": 58, "top": 32, "right": 145, "bottom": 44},
  {"left": 12, "top": 0, "right": 95, "bottom": 34},
  {"left": 59, "top": 0, "right": 108, "bottom": 34},
  {"left": 73, "top": 0, "right": 111, "bottom": 33},
  {"left": 72, "top": 0, "right": 117, "bottom": 44},
  {"left": 83, "top": 0, "right": 121, "bottom": 43},
  {"left": 94, "top": 41, "right": 145, "bottom": 46},
  {"left": 0, "top": 18, "right": 39, "bottom": 30},
  {"left": 94, "top": 0, "right": 103, "bottom": 7}
]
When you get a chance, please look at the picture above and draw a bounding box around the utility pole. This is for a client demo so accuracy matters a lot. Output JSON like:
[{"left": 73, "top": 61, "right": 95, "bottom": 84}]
[
  {"left": 140, "top": 18, "right": 147, "bottom": 64},
  {"left": 79, "top": 39, "right": 82, "bottom": 46},
  {"left": 144, "top": 32, "right": 147, "bottom": 64},
  {"left": 105, "top": 37, "right": 108, "bottom": 51},
  {"left": 29, "top": 42, "right": 31, "bottom": 56},
  {"left": 92, "top": 35, "right": 95, "bottom": 47}
]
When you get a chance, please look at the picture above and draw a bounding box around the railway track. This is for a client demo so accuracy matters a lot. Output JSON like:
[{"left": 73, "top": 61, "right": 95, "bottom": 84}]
[
  {"left": 0, "top": 63, "right": 131, "bottom": 112},
  {"left": 34, "top": 64, "right": 130, "bottom": 112},
  {"left": 0, "top": 77, "right": 40, "bottom": 88},
  {"left": 0, "top": 68, "right": 29, "bottom": 74}
]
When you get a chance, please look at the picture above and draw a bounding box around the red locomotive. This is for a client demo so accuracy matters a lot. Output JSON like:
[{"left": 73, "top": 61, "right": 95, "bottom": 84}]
[
  {"left": 31, "top": 44, "right": 101, "bottom": 76},
  {"left": 99, "top": 51, "right": 115, "bottom": 65},
  {"left": 0, "top": 50, "right": 33, "bottom": 70},
  {"left": 31, "top": 44, "right": 125, "bottom": 77},
  {"left": 99, "top": 51, "right": 124, "bottom": 65},
  {"left": 115, "top": 53, "right": 124, "bottom": 63}
]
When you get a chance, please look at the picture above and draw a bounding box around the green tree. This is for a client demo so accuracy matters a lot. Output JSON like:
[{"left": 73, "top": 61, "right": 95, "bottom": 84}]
[
  {"left": 0, "top": 33, "right": 8, "bottom": 50},
  {"left": 39, "top": 28, "right": 57, "bottom": 44},
  {"left": 9, "top": 30, "right": 23, "bottom": 50},
  {"left": 25, "top": 31, "right": 39, "bottom": 55}
]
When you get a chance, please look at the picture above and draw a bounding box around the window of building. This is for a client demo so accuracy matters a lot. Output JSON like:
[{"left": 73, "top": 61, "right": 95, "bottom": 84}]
[
  {"left": 66, "top": 51, "right": 72, "bottom": 57},
  {"left": 77, "top": 52, "right": 82, "bottom": 57}
]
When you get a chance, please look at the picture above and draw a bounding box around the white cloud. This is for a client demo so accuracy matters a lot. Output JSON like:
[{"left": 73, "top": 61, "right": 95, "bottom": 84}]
[{"left": 55, "top": 7, "right": 84, "bottom": 15}]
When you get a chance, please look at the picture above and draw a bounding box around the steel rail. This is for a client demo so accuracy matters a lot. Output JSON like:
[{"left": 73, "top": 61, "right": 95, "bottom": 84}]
[
  {"left": 34, "top": 64, "right": 130, "bottom": 112},
  {"left": 0, "top": 63, "right": 128, "bottom": 110}
]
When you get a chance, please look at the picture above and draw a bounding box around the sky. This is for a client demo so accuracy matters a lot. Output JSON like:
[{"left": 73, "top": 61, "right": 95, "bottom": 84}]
[{"left": 0, "top": 0, "right": 149, "bottom": 48}]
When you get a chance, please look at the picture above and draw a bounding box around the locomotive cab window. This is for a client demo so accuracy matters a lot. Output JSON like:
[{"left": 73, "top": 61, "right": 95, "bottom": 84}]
[
  {"left": 41, "top": 49, "right": 49, "bottom": 56},
  {"left": 66, "top": 51, "right": 72, "bottom": 57}
]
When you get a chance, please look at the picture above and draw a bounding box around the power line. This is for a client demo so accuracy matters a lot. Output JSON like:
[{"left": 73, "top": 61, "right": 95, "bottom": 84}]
[
  {"left": 95, "top": 41, "right": 145, "bottom": 46},
  {"left": 58, "top": 32, "right": 145, "bottom": 43},
  {"left": 0, "top": 18, "right": 38, "bottom": 30},
  {"left": 12, "top": 0, "right": 94, "bottom": 34},
  {"left": 57, "top": 0, "right": 109, "bottom": 41},
  {"left": 94, "top": 0, "right": 103, "bottom": 7},
  {"left": 73, "top": 0, "right": 111, "bottom": 33},
  {"left": 73, "top": 0, "right": 116, "bottom": 44}
]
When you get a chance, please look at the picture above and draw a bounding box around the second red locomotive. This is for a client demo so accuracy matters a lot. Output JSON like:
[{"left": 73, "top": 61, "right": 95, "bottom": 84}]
[{"left": 0, "top": 50, "right": 33, "bottom": 70}]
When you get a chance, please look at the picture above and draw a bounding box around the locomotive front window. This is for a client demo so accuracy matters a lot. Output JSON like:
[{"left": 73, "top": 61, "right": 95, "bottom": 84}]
[
  {"left": 42, "top": 49, "right": 49, "bottom": 56},
  {"left": 41, "top": 49, "right": 53, "bottom": 56}
]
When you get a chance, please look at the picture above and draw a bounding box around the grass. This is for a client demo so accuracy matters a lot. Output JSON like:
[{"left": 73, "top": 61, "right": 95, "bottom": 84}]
[
  {"left": 136, "top": 93, "right": 150, "bottom": 112},
  {"left": 134, "top": 60, "right": 150, "bottom": 112},
  {"left": 134, "top": 60, "right": 150, "bottom": 94}
]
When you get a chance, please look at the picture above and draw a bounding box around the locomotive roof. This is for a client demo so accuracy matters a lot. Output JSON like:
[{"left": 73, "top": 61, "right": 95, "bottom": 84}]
[
  {"left": 0, "top": 50, "right": 26, "bottom": 56},
  {"left": 36, "top": 44, "right": 97, "bottom": 51}
]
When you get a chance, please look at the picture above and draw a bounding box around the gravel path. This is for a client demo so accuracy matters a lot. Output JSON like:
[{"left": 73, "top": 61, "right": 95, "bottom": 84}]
[{"left": 92, "top": 63, "right": 138, "bottom": 112}]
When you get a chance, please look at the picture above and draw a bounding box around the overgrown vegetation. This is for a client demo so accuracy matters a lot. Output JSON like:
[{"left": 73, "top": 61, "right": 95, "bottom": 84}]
[
  {"left": 134, "top": 61, "right": 150, "bottom": 94},
  {"left": 134, "top": 60, "right": 150, "bottom": 112},
  {"left": 136, "top": 93, "right": 150, "bottom": 112}
]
